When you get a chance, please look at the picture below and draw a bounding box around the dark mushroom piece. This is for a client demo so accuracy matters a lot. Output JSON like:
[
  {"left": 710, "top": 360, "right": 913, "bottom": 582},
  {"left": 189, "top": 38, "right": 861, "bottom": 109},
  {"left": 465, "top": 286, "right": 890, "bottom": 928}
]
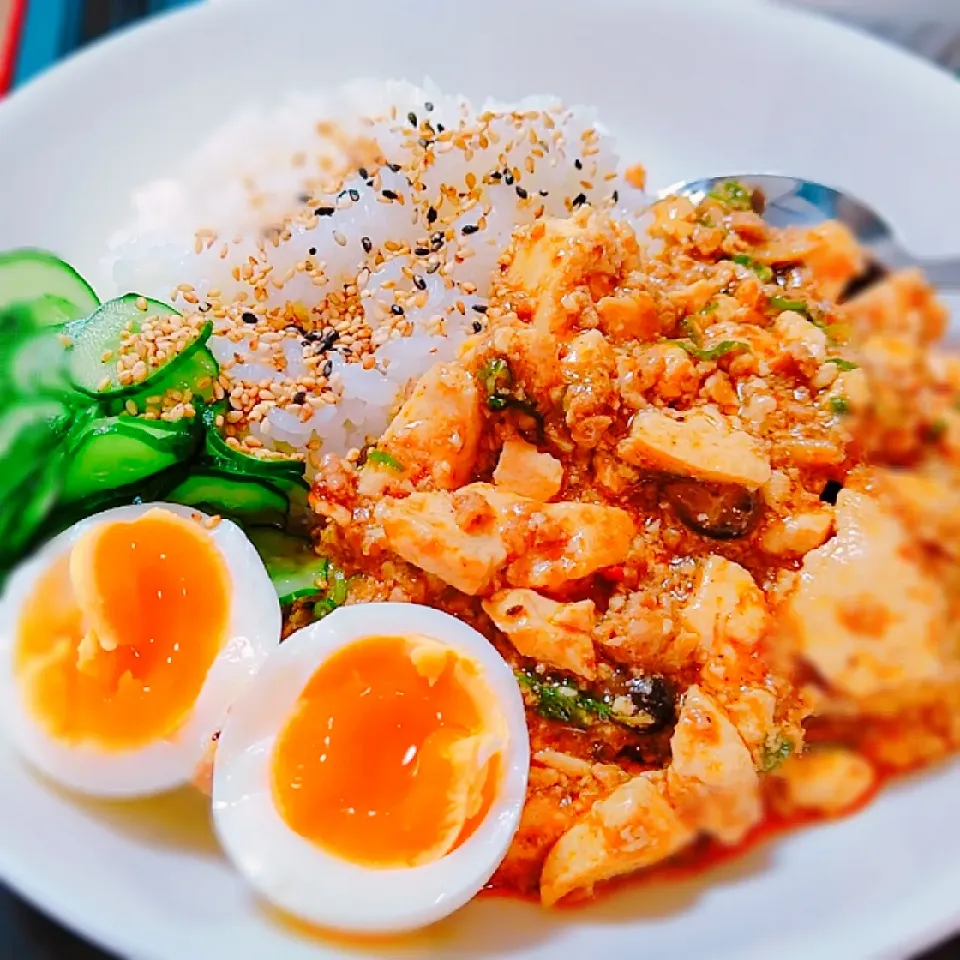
[
  {"left": 663, "top": 478, "right": 762, "bottom": 540},
  {"left": 623, "top": 675, "right": 675, "bottom": 732}
]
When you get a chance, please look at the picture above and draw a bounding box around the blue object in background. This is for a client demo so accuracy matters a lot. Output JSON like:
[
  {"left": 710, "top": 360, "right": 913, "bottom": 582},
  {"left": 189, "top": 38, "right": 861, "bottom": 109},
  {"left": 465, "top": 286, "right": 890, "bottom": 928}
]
[{"left": 14, "top": 0, "right": 200, "bottom": 87}]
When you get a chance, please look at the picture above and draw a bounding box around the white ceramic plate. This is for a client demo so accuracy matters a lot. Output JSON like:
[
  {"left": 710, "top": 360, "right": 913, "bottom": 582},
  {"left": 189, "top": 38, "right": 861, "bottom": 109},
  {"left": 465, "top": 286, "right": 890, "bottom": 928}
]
[{"left": 1, "top": 1, "right": 959, "bottom": 958}]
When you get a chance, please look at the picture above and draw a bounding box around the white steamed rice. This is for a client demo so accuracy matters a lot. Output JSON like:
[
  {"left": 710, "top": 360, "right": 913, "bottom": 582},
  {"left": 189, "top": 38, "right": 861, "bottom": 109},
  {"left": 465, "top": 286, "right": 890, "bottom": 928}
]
[{"left": 102, "top": 79, "right": 647, "bottom": 460}]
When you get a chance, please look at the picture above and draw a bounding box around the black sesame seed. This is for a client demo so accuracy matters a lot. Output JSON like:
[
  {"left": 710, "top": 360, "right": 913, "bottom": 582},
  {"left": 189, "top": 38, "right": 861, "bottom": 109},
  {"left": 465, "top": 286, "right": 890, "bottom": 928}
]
[
  {"left": 293, "top": 391, "right": 307, "bottom": 405},
  {"left": 322, "top": 359, "right": 333, "bottom": 377},
  {"left": 572, "top": 192, "right": 587, "bottom": 208},
  {"left": 431, "top": 231, "right": 445, "bottom": 249},
  {"left": 462, "top": 224, "right": 480, "bottom": 235},
  {"left": 612, "top": 190, "right": 619, "bottom": 203},
  {"left": 241, "top": 312, "right": 257, "bottom": 324},
  {"left": 515, "top": 186, "right": 528, "bottom": 200},
  {"left": 308, "top": 246, "right": 317, "bottom": 255},
  {"left": 198, "top": 303, "right": 211, "bottom": 313},
  {"left": 407, "top": 111, "right": 418, "bottom": 126},
  {"left": 490, "top": 170, "right": 502, "bottom": 181},
  {"left": 315, "top": 206, "right": 335, "bottom": 217},
  {"left": 413, "top": 275, "right": 427, "bottom": 291},
  {"left": 414, "top": 246, "right": 430, "bottom": 256},
  {"left": 391, "top": 304, "right": 405, "bottom": 316},
  {"left": 539, "top": 189, "right": 549, "bottom": 197},
  {"left": 427, "top": 206, "right": 437, "bottom": 224},
  {"left": 361, "top": 237, "right": 373, "bottom": 254},
  {"left": 472, "top": 303, "right": 488, "bottom": 314},
  {"left": 574, "top": 158, "right": 583, "bottom": 170},
  {"left": 297, "top": 192, "right": 311, "bottom": 204},
  {"left": 424, "top": 101, "right": 435, "bottom": 112},
  {"left": 504, "top": 172, "right": 515, "bottom": 185},
  {"left": 382, "top": 189, "right": 399, "bottom": 201},
  {"left": 358, "top": 167, "right": 369, "bottom": 180},
  {"left": 389, "top": 163, "right": 401, "bottom": 173},
  {"left": 318, "top": 329, "right": 340, "bottom": 352},
  {"left": 473, "top": 321, "right": 484, "bottom": 333},
  {"left": 348, "top": 188, "right": 360, "bottom": 202},
  {"left": 436, "top": 122, "right": 445, "bottom": 133}
]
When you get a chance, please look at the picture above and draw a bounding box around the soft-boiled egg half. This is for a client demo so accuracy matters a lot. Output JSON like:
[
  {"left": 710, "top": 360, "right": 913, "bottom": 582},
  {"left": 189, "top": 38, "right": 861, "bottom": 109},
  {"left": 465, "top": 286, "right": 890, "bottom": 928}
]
[
  {"left": 0, "top": 503, "right": 281, "bottom": 798},
  {"left": 212, "top": 602, "right": 530, "bottom": 934}
]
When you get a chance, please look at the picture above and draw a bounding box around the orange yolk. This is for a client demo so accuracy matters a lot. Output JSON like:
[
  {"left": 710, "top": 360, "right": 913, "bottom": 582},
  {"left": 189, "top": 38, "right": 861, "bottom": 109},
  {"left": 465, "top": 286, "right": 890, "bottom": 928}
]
[
  {"left": 271, "top": 634, "right": 501, "bottom": 868},
  {"left": 15, "top": 509, "right": 231, "bottom": 750}
]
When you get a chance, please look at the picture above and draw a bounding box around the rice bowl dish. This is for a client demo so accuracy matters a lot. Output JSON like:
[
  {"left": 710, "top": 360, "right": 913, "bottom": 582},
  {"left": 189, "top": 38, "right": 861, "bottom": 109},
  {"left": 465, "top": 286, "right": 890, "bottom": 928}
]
[{"left": 0, "top": 75, "right": 958, "bottom": 940}]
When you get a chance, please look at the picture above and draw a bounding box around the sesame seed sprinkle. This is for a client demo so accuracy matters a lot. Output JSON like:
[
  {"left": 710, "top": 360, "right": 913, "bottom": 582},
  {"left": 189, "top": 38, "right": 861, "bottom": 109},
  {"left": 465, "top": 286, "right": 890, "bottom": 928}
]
[{"left": 136, "top": 91, "right": 627, "bottom": 459}]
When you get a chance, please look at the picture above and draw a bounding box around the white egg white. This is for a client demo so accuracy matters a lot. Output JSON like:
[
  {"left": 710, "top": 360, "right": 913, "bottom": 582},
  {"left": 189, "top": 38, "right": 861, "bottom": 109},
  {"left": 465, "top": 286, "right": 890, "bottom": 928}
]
[
  {"left": 0, "top": 502, "right": 282, "bottom": 799},
  {"left": 212, "top": 602, "right": 530, "bottom": 934}
]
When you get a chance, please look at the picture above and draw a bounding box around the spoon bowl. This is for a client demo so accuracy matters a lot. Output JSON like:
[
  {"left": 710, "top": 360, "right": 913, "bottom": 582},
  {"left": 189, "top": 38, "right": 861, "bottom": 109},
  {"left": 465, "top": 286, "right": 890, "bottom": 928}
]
[{"left": 662, "top": 174, "right": 960, "bottom": 292}]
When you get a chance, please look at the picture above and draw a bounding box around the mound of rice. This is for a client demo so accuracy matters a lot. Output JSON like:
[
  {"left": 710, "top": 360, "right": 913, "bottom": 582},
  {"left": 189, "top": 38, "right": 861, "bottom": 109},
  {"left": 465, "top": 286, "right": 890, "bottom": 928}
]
[{"left": 103, "top": 80, "right": 646, "bottom": 462}]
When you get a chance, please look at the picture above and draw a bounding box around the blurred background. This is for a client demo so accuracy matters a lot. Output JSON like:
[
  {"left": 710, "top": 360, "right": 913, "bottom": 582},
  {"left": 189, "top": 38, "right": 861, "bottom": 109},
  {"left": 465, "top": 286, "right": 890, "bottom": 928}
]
[
  {"left": 0, "top": 0, "right": 959, "bottom": 958},
  {"left": 2, "top": 0, "right": 960, "bottom": 91}
]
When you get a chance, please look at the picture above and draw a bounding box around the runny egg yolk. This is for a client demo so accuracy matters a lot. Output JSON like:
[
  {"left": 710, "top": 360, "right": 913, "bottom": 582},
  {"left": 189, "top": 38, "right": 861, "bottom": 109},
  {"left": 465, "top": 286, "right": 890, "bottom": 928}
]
[
  {"left": 271, "top": 634, "right": 503, "bottom": 869},
  {"left": 15, "top": 508, "right": 230, "bottom": 750}
]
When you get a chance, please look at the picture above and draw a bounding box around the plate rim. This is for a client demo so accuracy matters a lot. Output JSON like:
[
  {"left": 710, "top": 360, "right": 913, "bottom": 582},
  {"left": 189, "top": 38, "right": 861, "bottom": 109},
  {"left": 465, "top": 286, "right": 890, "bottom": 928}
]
[{"left": 1, "top": 1, "right": 960, "bottom": 958}]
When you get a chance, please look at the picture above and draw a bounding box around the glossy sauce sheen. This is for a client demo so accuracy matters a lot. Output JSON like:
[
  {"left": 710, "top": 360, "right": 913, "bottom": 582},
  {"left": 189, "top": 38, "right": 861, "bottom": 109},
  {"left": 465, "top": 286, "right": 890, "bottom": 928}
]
[
  {"left": 271, "top": 634, "right": 493, "bottom": 868},
  {"left": 15, "top": 511, "right": 230, "bottom": 749}
]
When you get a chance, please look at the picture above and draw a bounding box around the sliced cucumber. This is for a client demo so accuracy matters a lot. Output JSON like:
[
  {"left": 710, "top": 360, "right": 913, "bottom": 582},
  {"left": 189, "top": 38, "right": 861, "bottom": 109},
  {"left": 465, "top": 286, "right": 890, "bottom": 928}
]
[
  {"left": 168, "top": 470, "right": 289, "bottom": 528},
  {"left": 247, "top": 528, "right": 331, "bottom": 604},
  {"left": 0, "top": 400, "right": 74, "bottom": 502},
  {"left": 0, "top": 249, "right": 98, "bottom": 322},
  {"left": 60, "top": 413, "right": 202, "bottom": 505},
  {"left": 149, "top": 342, "right": 219, "bottom": 404},
  {"left": 0, "top": 327, "right": 74, "bottom": 398},
  {"left": 0, "top": 445, "right": 68, "bottom": 566},
  {"left": 36, "top": 462, "right": 191, "bottom": 545},
  {"left": 199, "top": 404, "right": 306, "bottom": 484},
  {"left": 105, "top": 343, "right": 219, "bottom": 416},
  {"left": 65, "top": 295, "right": 212, "bottom": 399},
  {"left": 0, "top": 294, "right": 85, "bottom": 337}
]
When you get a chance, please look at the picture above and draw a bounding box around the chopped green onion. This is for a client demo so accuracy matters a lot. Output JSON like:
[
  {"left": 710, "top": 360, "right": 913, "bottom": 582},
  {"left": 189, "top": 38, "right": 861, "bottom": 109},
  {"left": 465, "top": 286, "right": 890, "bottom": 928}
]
[
  {"left": 829, "top": 396, "right": 851, "bottom": 416},
  {"left": 670, "top": 339, "right": 749, "bottom": 362},
  {"left": 330, "top": 568, "right": 349, "bottom": 606},
  {"left": 479, "top": 356, "right": 542, "bottom": 432},
  {"left": 758, "top": 734, "right": 794, "bottom": 773},
  {"left": 515, "top": 670, "right": 665, "bottom": 730},
  {"left": 769, "top": 296, "right": 808, "bottom": 313},
  {"left": 478, "top": 356, "right": 512, "bottom": 396},
  {"left": 313, "top": 562, "right": 350, "bottom": 619},
  {"left": 732, "top": 254, "right": 773, "bottom": 282},
  {"left": 679, "top": 316, "right": 704, "bottom": 345},
  {"left": 367, "top": 448, "right": 405, "bottom": 472},
  {"left": 826, "top": 357, "right": 859, "bottom": 371},
  {"left": 708, "top": 180, "right": 754, "bottom": 212},
  {"left": 515, "top": 671, "right": 612, "bottom": 727},
  {"left": 699, "top": 302, "right": 719, "bottom": 315}
]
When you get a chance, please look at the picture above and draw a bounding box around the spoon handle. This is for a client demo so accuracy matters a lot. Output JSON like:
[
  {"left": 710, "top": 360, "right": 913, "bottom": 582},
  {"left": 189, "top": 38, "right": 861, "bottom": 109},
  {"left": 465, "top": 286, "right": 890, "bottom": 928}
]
[{"left": 908, "top": 256, "right": 960, "bottom": 293}]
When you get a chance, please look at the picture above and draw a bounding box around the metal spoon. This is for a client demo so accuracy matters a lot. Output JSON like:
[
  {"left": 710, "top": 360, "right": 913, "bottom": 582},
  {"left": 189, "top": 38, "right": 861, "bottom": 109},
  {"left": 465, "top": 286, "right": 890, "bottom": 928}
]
[{"left": 662, "top": 174, "right": 960, "bottom": 293}]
